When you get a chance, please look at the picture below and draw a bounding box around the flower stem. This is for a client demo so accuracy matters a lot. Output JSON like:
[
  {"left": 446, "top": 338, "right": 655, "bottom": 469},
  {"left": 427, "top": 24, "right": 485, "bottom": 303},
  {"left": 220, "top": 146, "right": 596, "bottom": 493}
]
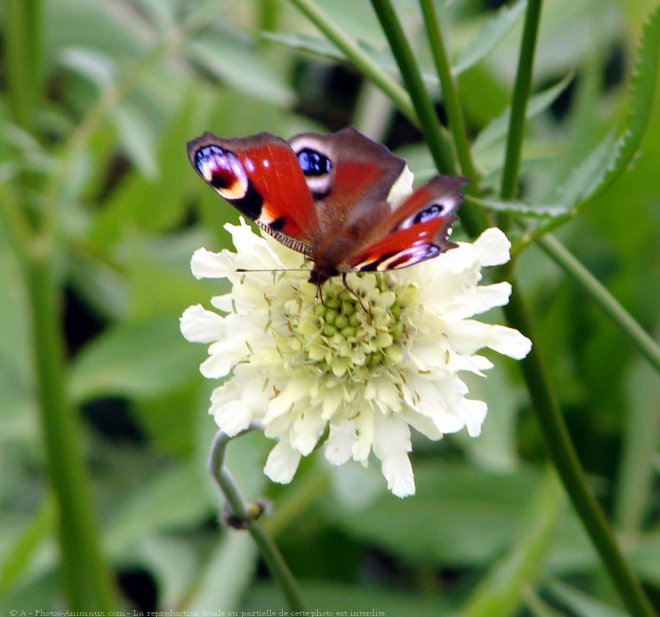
[
  {"left": 370, "top": 0, "right": 455, "bottom": 175},
  {"left": 208, "top": 430, "right": 307, "bottom": 612},
  {"left": 26, "top": 243, "right": 117, "bottom": 610},
  {"left": 373, "top": 1, "right": 655, "bottom": 614},
  {"left": 502, "top": 273, "right": 656, "bottom": 617},
  {"left": 500, "top": 0, "right": 543, "bottom": 203},
  {"left": 5, "top": 0, "right": 43, "bottom": 130},
  {"left": 418, "top": 0, "right": 479, "bottom": 185},
  {"left": 287, "top": 0, "right": 415, "bottom": 122},
  {"left": 369, "top": 0, "right": 489, "bottom": 237},
  {"left": 537, "top": 234, "right": 660, "bottom": 373}
]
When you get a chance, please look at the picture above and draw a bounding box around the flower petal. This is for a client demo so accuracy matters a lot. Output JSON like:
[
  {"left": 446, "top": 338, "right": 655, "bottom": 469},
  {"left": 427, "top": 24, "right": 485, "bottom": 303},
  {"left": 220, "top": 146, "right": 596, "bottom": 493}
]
[
  {"left": 264, "top": 440, "right": 301, "bottom": 484},
  {"left": 180, "top": 304, "right": 225, "bottom": 343}
]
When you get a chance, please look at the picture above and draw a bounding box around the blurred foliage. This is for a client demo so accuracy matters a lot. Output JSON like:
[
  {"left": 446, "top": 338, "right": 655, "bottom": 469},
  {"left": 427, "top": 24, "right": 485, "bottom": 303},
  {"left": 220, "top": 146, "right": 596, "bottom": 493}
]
[{"left": 0, "top": 0, "right": 658, "bottom": 615}]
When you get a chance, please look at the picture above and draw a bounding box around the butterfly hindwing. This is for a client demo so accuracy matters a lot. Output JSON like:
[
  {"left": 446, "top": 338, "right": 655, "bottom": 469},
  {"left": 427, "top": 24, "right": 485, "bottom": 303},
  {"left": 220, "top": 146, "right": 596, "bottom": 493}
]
[
  {"left": 348, "top": 176, "right": 467, "bottom": 273},
  {"left": 187, "top": 132, "right": 318, "bottom": 256}
]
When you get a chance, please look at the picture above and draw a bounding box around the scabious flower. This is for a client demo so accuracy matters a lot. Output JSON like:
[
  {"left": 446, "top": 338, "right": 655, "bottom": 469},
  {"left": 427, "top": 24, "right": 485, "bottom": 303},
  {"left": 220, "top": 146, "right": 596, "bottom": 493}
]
[{"left": 180, "top": 220, "right": 531, "bottom": 498}]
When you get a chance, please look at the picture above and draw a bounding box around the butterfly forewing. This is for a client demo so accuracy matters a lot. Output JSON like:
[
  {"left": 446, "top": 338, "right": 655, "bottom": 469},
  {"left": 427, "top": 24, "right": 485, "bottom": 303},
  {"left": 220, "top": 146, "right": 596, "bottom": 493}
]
[
  {"left": 187, "top": 132, "right": 318, "bottom": 255},
  {"left": 187, "top": 128, "right": 466, "bottom": 283}
]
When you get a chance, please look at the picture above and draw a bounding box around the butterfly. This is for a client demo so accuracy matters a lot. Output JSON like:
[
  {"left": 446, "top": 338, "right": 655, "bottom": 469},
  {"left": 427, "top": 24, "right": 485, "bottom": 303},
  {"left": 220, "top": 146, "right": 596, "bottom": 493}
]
[{"left": 187, "top": 127, "right": 466, "bottom": 285}]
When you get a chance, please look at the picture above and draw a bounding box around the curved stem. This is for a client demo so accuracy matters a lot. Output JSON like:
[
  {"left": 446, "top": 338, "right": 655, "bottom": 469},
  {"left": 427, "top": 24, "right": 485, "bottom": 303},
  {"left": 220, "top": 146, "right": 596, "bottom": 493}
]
[{"left": 208, "top": 429, "right": 307, "bottom": 612}]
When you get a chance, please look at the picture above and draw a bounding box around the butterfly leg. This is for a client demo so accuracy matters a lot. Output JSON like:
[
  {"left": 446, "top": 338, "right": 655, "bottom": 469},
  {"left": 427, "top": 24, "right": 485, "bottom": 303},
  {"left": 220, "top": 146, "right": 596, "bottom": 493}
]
[{"left": 341, "top": 272, "right": 371, "bottom": 316}]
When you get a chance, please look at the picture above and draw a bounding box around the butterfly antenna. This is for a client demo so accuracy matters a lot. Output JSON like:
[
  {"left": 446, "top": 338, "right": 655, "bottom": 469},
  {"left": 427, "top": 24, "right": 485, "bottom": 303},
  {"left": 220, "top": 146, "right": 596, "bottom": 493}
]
[{"left": 235, "top": 267, "right": 310, "bottom": 274}]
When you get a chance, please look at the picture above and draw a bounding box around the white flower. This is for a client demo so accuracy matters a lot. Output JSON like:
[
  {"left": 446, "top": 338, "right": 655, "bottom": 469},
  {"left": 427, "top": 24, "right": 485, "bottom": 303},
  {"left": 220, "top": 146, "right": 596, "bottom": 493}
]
[{"left": 180, "top": 219, "right": 531, "bottom": 498}]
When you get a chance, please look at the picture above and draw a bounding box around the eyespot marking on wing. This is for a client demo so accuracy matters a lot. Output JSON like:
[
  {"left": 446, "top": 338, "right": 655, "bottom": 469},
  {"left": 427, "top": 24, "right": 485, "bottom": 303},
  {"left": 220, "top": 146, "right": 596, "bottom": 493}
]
[
  {"left": 292, "top": 140, "right": 334, "bottom": 198},
  {"left": 194, "top": 145, "right": 249, "bottom": 200}
]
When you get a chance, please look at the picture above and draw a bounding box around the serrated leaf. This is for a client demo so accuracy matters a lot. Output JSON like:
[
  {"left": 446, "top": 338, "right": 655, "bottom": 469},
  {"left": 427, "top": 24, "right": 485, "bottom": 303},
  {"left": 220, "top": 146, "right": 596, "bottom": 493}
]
[
  {"left": 454, "top": 0, "right": 528, "bottom": 75},
  {"left": 557, "top": 5, "right": 660, "bottom": 209},
  {"left": 474, "top": 72, "right": 574, "bottom": 154}
]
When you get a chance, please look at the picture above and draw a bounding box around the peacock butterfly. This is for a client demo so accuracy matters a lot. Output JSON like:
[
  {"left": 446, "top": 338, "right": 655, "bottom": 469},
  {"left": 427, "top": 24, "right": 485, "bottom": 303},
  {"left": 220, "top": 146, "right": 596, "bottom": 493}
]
[{"left": 186, "top": 127, "right": 466, "bottom": 284}]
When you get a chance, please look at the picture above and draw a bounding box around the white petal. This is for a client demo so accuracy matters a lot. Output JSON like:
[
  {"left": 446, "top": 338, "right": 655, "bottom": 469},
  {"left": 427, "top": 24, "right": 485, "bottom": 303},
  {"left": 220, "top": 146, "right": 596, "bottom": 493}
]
[
  {"left": 290, "top": 408, "right": 326, "bottom": 455},
  {"left": 179, "top": 305, "right": 225, "bottom": 343},
  {"left": 441, "top": 282, "right": 512, "bottom": 321},
  {"left": 462, "top": 399, "right": 488, "bottom": 437},
  {"left": 325, "top": 421, "right": 357, "bottom": 465},
  {"left": 190, "top": 247, "right": 234, "bottom": 279},
  {"left": 473, "top": 227, "right": 511, "bottom": 266},
  {"left": 447, "top": 320, "right": 532, "bottom": 359},
  {"left": 211, "top": 399, "right": 254, "bottom": 436},
  {"left": 264, "top": 440, "right": 301, "bottom": 484},
  {"left": 388, "top": 165, "right": 414, "bottom": 208},
  {"left": 352, "top": 408, "right": 375, "bottom": 462},
  {"left": 372, "top": 413, "right": 415, "bottom": 498}
]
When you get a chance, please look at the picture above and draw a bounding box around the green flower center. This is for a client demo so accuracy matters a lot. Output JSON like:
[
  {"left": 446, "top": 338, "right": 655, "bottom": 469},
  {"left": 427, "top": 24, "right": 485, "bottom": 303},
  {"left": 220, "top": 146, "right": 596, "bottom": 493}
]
[{"left": 274, "top": 273, "right": 418, "bottom": 379}]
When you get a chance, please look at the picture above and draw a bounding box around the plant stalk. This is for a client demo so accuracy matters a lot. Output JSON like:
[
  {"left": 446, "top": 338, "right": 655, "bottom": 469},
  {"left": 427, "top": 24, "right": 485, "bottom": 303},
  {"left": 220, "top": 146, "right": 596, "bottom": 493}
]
[
  {"left": 26, "top": 243, "right": 117, "bottom": 610},
  {"left": 208, "top": 430, "right": 307, "bottom": 612}
]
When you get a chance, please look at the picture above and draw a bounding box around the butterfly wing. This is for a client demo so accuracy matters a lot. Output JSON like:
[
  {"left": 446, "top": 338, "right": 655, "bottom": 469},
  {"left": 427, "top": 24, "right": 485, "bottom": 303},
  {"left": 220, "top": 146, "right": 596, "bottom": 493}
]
[
  {"left": 347, "top": 176, "right": 467, "bottom": 272},
  {"left": 187, "top": 132, "right": 318, "bottom": 256},
  {"left": 287, "top": 127, "right": 408, "bottom": 236}
]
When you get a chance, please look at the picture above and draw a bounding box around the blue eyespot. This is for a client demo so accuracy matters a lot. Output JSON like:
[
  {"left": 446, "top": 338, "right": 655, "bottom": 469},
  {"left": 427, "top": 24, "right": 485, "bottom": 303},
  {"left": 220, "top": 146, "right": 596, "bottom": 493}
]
[{"left": 297, "top": 148, "right": 332, "bottom": 177}]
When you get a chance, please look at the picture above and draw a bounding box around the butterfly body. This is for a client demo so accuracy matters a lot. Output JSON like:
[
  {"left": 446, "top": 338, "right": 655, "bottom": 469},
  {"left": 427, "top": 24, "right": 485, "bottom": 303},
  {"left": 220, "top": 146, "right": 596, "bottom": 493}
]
[{"left": 187, "top": 127, "right": 466, "bottom": 284}]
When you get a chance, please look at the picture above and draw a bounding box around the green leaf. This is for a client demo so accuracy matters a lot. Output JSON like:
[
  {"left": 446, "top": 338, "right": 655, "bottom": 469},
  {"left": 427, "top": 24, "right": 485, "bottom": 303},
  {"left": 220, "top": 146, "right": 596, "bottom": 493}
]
[
  {"left": 460, "top": 472, "right": 562, "bottom": 617},
  {"left": 187, "top": 533, "right": 258, "bottom": 612},
  {"left": 244, "top": 581, "right": 457, "bottom": 616},
  {"left": 555, "top": 5, "right": 660, "bottom": 210},
  {"left": 59, "top": 47, "right": 116, "bottom": 90},
  {"left": 69, "top": 312, "right": 203, "bottom": 403},
  {"left": 454, "top": 0, "right": 528, "bottom": 75},
  {"left": 106, "top": 462, "right": 214, "bottom": 556},
  {"left": 546, "top": 578, "right": 628, "bottom": 617},
  {"left": 613, "top": 359, "right": 660, "bottom": 534},
  {"left": 185, "top": 35, "right": 294, "bottom": 106},
  {"left": 111, "top": 103, "right": 159, "bottom": 179},
  {"left": 328, "top": 462, "right": 541, "bottom": 566}
]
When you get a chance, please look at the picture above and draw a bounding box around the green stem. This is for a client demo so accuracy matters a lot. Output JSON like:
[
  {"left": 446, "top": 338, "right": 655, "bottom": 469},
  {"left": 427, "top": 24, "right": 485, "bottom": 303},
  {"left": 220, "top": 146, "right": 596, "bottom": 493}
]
[
  {"left": 370, "top": 0, "right": 455, "bottom": 174},
  {"left": 419, "top": 0, "right": 479, "bottom": 185},
  {"left": 5, "top": 0, "right": 43, "bottom": 129},
  {"left": 502, "top": 274, "right": 656, "bottom": 617},
  {"left": 500, "top": 0, "right": 543, "bottom": 203},
  {"left": 369, "top": 0, "right": 489, "bottom": 237},
  {"left": 372, "top": 1, "right": 655, "bottom": 614},
  {"left": 26, "top": 243, "right": 117, "bottom": 610},
  {"left": 287, "top": 0, "right": 415, "bottom": 122},
  {"left": 538, "top": 235, "right": 660, "bottom": 372},
  {"left": 208, "top": 430, "right": 307, "bottom": 612}
]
